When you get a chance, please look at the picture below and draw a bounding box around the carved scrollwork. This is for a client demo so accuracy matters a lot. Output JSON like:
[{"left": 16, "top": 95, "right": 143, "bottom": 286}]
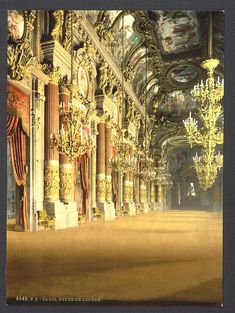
[
  {"left": 51, "top": 10, "right": 64, "bottom": 40},
  {"left": 106, "top": 180, "right": 112, "bottom": 202},
  {"left": 44, "top": 167, "right": 59, "bottom": 200},
  {"left": 8, "top": 10, "right": 37, "bottom": 80},
  {"left": 96, "top": 177, "right": 106, "bottom": 201},
  {"left": 60, "top": 170, "right": 73, "bottom": 199},
  {"left": 62, "top": 11, "right": 72, "bottom": 52},
  {"left": 42, "top": 63, "right": 61, "bottom": 84}
]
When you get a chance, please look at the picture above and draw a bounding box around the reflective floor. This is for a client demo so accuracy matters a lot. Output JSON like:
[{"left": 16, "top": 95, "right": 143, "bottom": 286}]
[{"left": 7, "top": 210, "right": 223, "bottom": 305}]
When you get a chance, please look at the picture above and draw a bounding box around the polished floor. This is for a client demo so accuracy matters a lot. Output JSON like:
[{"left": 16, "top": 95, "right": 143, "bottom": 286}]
[{"left": 7, "top": 210, "right": 223, "bottom": 304}]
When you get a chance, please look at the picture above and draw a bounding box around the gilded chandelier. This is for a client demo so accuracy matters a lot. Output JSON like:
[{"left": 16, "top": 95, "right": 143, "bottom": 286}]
[
  {"left": 50, "top": 97, "right": 94, "bottom": 161},
  {"left": 137, "top": 146, "right": 158, "bottom": 182},
  {"left": 156, "top": 158, "right": 173, "bottom": 189},
  {"left": 183, "top": 12, "right": 224, "bottom": 191},
  {"left": 183, "top": 59, "right": 224, "bottom": 191},
  {"left": 110, "top": 128, "right": 137, "bottom": 173}
]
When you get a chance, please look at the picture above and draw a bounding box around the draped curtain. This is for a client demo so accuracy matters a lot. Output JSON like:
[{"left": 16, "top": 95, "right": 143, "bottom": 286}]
[
  {"left": 7, "top": 114, "right": 28, "bottom": 231},
  {"left": 79, "top": 153, "right": 89, "bottom": 216}
]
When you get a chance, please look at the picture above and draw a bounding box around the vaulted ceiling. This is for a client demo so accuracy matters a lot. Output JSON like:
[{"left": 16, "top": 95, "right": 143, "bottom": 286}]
[{"left": 84, "top": 10, "right": 224, "bottom": 153}]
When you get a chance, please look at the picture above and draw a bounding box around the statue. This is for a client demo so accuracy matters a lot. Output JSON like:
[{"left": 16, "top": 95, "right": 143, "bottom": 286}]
[{"left": 51, "top": 10, "right": 64, "bottom": 40}]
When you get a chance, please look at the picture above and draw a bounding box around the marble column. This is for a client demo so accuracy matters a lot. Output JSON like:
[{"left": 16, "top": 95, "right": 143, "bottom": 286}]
[
  {"left": 134, "top": 161, "right": 140, "bottom": 213},
  {"left": 105, "top": 121, "right": 115, "bottom": 220},
  {"left": 125, "top": 146, "right": 136, "bottom": 216},
  {"left": 43, "top": 73, "right": 74, "bottom": 230},
  {"left": 105, "top": 122, "right": 112, "bottom": 204},
  {"left": 96, "top": 118, "right": 106, "bottom": 204},
  {"left": 44, "top": 78, "right": 60, "bottom": 202},
  {"left": 123, "top": 146, "right": 130, "bottom": 206},
  {"left": 59, "top": 86, "right": 74, "bottom": 203},
  {"left": 90, "top": 121, "right": 97, "bottom": 211},
  {"left": 139, "top": 161, "right": 148, "bottom": 213},
  {"left": 150, "top": 180, "right": 155, "bottom": 210},
  {"left": 157, "top": 184, "right": 164, "bottom": 211},
  {"left": 96, "top": 117, "right": 113, "bottom": 220}
]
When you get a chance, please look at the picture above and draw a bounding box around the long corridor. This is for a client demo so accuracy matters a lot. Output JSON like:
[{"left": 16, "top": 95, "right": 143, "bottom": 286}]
[{"left": 7, "top": 210, "right": 223, "bottom": 305}]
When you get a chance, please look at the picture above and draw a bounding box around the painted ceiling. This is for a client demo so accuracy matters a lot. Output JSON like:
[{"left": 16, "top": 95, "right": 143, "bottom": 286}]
[
  {"left": 84, "top": 10, "right": 224, "bottom": 148},
  {"left": 154, "top": 10, "right": 201, "bottom": 55}
]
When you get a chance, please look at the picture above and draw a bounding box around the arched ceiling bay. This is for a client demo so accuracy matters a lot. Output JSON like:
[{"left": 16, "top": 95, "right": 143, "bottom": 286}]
[{"left": 84, "top": 10, "right": 224, "bottom": 151}]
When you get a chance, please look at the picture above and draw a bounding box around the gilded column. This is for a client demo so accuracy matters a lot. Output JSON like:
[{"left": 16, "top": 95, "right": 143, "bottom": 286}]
[
  {"left": 96, "top": 116, "right": 106, "bottom": 204},
  {"left": 150, "top": 180, "right": 155, "bottom": 209},
  {"left": 44, "top": 73, "right": 60, "bottom": 202},
  {"left": 105, "top": 121, "right": 112, "bottom": 203},
  {"left": 123, "top": 146, "right": 130, "bottom": 205},
  {"left": 129, "top": 146, "right": 134, "bottom": 203},
  {"left": 157, "top": 184, "right": 164, "bottom": 211},
  {"left": 91, "top": 121, "right": 97, "bottom": 210},
  {"left": 59, "top": 86, "right": 74, "bottom": 202},
  {"left": 139, "top": 161, "right": 148, "bottom": 213},
  {"left": 135, "top": 160, "right": 140, "bottom": 213}
]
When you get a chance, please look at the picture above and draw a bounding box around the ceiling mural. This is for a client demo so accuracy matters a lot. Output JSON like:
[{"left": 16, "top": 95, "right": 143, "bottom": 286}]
[
  {"left": 155, "top": 10, "right": 201, "bottom": 55},
  {"left": 82, "top": 10, "right": 223, "bottom": 149},
  {"left": 167, "top": 64, "right": 200, "bottom": 86},
  {"left": 84, "top": 10, "right": 101, "bottom": 26},
  {"left": 146, "top": 78, "right": 158, "bottom": 92},
  {"left": 158, "top": 90, "right": 197, "bottom": 121},
  {"left": 110, "top": 14, "right": 142, "bottom": 67},
  {"left": 131, "top": 54, "right": 157, "bottom": 97},
  {"left": 147, "top": 85, "right": 159, "bottom": 104},
  {"left": 126, "top": 46, "right": 146, "bottom": 69},
  {"left": 102, "top": 10, "right": 122, "bottom": 30}
]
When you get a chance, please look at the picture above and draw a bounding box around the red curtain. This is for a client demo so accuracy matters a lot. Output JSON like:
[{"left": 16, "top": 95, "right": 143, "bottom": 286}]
[
  {"left": 79, "top": 154, "right": 89, "bottom": 216},
  {"left": 7, "top": 114, "right": 28, "bottom": 231}
]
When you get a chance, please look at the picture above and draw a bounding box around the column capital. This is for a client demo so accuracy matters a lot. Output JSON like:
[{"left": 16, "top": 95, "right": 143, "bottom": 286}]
[
  {"left": 59, "top": 84, "right": 70, "bottom": 95},
  {"left": 42, "top": 64, "right": 61, "bottom": 85}
]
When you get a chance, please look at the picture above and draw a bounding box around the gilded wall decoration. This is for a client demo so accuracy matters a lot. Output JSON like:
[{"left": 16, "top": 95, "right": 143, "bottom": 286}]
[
  {"left": 42, "top": 64, "right": 61, "bottom": 84},
  {"left": 140, "top": 186, "right": 147, "bottom": 202},
  {"left": 44, "top": 167, "right": 60, "bottom": 200},
  {"left": 106, "top": 180, "right": 112, "bottom": 203},
  {"left": 62, "top": 11, "right": 72, "bottom": 52},
  {"left": 96, "top": 177, "right": 106, "bottom": 201},
  {"left": 51, "top": 10, "right": 64, "bottom": 41},
  {"left": 60, "top": 170, "right": 73, "bottom": 200},
  {"left": 99, "top": 62, "right": 109, "bottom": 93},
  {"left": 8, "top": 10, "right": 37, "bottom": 80}
]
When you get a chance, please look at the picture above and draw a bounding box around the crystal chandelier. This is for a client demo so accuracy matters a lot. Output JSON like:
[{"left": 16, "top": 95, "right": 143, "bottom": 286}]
[
  {"left": 183, "top": 12, "right": 224, "bottom": 191},
  {"left": 50, "top": 97, "right": 95, "bottom": 161},
  {"left": 110, "top": 128, "right": 137, "bottom": 173},
  {"left": 50, "top": 10, "right": 94, "bottom": 161},
  {"left": 156, "top": 158, "right": 173, "bottom": 189},
  {"left": 137, "top": 147, "right": 158, "bottom": 182}
]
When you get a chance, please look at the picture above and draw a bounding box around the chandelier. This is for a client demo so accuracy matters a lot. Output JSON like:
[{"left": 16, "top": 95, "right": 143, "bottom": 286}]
[
  {"left": 156, "top": 158, "right": 173, "bottom": 189},
  {"left": 109, "top": 13, "right": 137, "bottom": 174},
  {"left": 50, "top": 10, "right": 94, "bottom": 160},
  {"left": 183, "top": 12, "right": 224, "bottom": 191},
  {"left": 50, "top": 97, "right": 95, "bottom": 161},
  {"left": 110, "top": 128, "right": 137, "bottom": 173},
  {"left": 137, "top": 147, "right": 158, "bottom": 182}
]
